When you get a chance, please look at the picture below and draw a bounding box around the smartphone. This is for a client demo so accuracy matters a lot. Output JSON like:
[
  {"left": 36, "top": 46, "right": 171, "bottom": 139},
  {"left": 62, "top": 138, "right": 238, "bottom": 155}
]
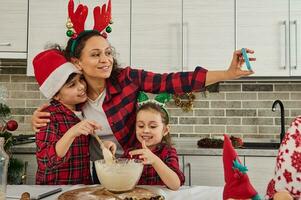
[{"left": 241, "top": 48, "right": 252, "bottom": 71}]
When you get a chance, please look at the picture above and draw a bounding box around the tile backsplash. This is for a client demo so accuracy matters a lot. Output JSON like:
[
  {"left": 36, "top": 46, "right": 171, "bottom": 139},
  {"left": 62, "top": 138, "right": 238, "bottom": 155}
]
[{"left": 1, "top": 61, "right": 301, "bottom": 140}]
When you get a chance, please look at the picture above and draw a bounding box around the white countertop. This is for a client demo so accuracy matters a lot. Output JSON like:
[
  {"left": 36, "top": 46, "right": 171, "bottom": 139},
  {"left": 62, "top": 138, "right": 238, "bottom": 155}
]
[
  {"left": 12, "top": 138, "right": 278, "bottom": 157},
  {"left": 6, "top": 185, "right": 224, "bottom": 200}
]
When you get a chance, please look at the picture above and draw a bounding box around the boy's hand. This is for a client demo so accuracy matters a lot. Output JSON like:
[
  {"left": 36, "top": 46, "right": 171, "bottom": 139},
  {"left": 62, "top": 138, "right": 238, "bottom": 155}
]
[
  {"left": 102, "top": 140, "right": 117, "bottom": 155},
  {"left": 129, "top": 140, "right": 158, "bottom": 165},
  {"left": 70, "top": 120, "right": 101, "bottom": 137},
  {"left": 31, "top": 103, "right": 51, "bottom": 132}
]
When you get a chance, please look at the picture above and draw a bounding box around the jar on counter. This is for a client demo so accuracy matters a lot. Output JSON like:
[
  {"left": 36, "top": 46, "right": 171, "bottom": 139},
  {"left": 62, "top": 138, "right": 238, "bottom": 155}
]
[{"left": 0, "top": 137, "right": 9, "bottom": 199}]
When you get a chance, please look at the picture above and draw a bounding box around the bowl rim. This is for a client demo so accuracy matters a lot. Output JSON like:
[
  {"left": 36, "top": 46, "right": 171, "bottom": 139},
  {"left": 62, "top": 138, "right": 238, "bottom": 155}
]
[{"left": 94, "top": 158, "right": 143, "bottom": 164}]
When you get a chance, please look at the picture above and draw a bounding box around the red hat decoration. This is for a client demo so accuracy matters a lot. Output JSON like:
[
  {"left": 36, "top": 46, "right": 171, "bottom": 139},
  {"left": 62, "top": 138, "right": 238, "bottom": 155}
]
[
  {"left": 33, "top": 49, "right": 80, "bottom": 99},
  {"left": 66, "top": 0, "right": 112, "bottom": 39},
  {"left": 223, "top": 134, "right": 261, "bottom": 200}
]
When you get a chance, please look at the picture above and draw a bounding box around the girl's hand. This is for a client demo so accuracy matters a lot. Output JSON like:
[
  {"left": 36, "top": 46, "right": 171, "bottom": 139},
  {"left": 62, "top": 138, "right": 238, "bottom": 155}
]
[
  {"left": 129, "top": 140, "right": 158, "bottom": 165},
  {"left": 69, "top": 120, "right": 101, "bottom": 137},
  {"left": 102, "top": 140, "right": 117, "bottom": 155},
  {"left": 31, "top": 103, "right": 51, "bottom": 132},
  {"left": 226, "top": 48, "right": 256, "bottom": 79}
]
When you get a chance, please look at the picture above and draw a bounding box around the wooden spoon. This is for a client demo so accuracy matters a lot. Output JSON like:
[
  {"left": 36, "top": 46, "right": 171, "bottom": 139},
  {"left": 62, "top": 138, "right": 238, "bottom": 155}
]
[{"left": 92, "top": 134, "right": 115, "bottom": 164}]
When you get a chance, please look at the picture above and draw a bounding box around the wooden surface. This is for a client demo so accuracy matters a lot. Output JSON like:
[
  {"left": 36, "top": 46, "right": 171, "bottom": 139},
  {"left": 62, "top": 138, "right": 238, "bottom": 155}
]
[{"left": 58, "top": 185, "right": 164, "bottom": 200}]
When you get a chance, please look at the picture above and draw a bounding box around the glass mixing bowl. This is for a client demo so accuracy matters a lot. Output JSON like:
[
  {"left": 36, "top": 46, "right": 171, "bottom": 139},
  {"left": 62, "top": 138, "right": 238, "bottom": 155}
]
[{"left": 94, "top": 158, "right": 143, "bottom": 192}]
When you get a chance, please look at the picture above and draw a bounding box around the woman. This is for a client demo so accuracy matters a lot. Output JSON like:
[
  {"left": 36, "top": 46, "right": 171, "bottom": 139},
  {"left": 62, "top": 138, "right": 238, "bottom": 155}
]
[{"left": 32, "top": 30, "right": 254, "bottom": 183}]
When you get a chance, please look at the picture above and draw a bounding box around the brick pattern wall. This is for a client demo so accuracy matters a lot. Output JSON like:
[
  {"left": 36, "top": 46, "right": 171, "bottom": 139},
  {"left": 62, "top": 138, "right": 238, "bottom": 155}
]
[{"left": 1, "top": 61, "right": 301, "bottom": 140}]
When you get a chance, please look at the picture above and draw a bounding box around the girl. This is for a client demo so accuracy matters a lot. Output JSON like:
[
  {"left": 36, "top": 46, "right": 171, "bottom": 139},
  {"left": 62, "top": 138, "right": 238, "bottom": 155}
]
[{"left": 124, "top": 92, "right": 184, "bottom": 190}]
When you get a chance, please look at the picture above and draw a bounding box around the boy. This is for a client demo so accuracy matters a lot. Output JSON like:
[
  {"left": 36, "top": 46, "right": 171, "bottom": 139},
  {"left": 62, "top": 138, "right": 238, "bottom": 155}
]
[{"left": 33, "top": 49, "right": 115, "bottom": 184}]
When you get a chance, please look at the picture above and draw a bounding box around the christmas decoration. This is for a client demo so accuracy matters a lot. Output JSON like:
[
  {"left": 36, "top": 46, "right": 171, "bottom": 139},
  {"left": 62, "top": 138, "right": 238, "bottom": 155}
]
[
  {"left": 173, "top": 92, "right": 195, "bottom": 112},
  {"left": 223, "top": 134, "right": 261, "bottom": 200},
  {"left": 197, "top": 136, "right": 244, "bottom": 149},
  {"left": 0, "top": 88, "right": 24, "bottom": 184},
  {"left": 137, "top": 92, "right": 172, "bottom": 118},
  {"left": 67, "top": 0, "right": 113, "bottom": 55}
]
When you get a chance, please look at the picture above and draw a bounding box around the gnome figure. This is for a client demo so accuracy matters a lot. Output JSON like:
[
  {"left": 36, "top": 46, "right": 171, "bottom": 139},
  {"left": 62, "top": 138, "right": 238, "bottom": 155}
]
[
  {"left": 265, "top": 116, "right": 301, "bottom": 200},
  {"left": 223, "top": 134, "right": 261, "bottom": 200}
]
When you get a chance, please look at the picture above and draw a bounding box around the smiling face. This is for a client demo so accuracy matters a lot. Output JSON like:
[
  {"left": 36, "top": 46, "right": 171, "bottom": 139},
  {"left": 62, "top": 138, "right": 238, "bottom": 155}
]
[
  {"left": 74, "top": 35, "right": 114, "bottom": 82},
  {"left": 54, "top": 73, "right": 87, "bottom": 110},
  {"left": 135, "top": 108, "right": 170, "bottom": 149}
]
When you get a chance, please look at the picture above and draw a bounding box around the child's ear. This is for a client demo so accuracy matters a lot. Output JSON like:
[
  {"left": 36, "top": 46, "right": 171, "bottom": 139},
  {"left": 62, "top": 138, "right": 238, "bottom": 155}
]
[
  {"left": 71, "top": 58, "right": 82, "bottom": 70},
  {"left": 163, "top": 125, "right": 170, "bottom": 136}
]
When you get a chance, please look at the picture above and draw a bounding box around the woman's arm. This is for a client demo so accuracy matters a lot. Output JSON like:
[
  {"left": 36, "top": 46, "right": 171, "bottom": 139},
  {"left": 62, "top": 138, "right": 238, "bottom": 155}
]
[
  {"left": 31, "top": 103, "right": 50, "bottom": 132},
  {"left": 127, "top": 48, "right": 255, "bottom": 94}
]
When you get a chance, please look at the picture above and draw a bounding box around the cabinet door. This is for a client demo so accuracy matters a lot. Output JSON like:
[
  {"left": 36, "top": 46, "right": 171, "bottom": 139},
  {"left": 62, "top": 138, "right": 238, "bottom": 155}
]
[
  {"left": 184, "top": 156, "right": 224, "bottom": 186},
  {"left": 183, "top": 0, "right": 235, "bottom": 71},
  {"left": 245, "top": 156, "right": 276, "bottom": 196},
  {"left": 290, "top": 0, "right": 301, "bottom": 76},
  {"left": 0, "top": 0, "right": 28, "bottom": 55},
  {"left": 131, "top": 0, "right": 182, "bottom": 73},
  {"left": 27, "top": 0, "right": 68, "bottom": 76},
  {"left": 237, "top": 0, "right": 289, "bottom": 77},
  {"left": 27, "top": 0, "right": 130, "bottom": 76},
  {"left": 13, "top": 154, "right": 37, "bottom": 185}
]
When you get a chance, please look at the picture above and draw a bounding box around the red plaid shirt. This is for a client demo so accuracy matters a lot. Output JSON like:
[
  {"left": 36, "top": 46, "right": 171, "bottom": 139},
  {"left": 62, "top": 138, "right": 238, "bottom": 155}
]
[
  {"left": 35, "top": 100, "right": 92, "bottom": 185},
  {"left": 103, "top": 66, "right": 207, "bottom": 154},
  {"left": 123, "top": 143, "right": 185, "bottom": 186}
]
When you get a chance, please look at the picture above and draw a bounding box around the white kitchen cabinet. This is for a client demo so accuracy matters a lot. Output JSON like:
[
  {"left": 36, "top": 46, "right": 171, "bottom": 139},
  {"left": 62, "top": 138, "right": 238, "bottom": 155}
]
[
  {"left": 131, "top": 0, "right": 182, "bottom": 73},
  {"left": 183, "top": 155, "right": 224, "bottom": 186},
  {"left": 244, "top": 156, "right": 276, "bottom": 196},
  {"left": 290, "top": 0, "right": 301, "bottom": 76},
  {"left": 0, "top": 0, "right": 28, "bottom": 58},
  {"left": 27, "top": 0, "right": 130, "bottom": 76},
  {"left": 27, "top": 0, "right": 68, "bottom": 76},
  {"left": 183, "top": 0, "right": 235, "bottom": 71},
  {"left": 237, "top": 0, "right": 301, "bottom": 77}
]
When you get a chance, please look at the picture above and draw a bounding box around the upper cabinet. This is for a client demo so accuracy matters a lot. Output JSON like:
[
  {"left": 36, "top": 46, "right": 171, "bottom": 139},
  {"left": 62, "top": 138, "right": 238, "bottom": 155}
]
[
  {"left": 290, "top": 0, "right": 301, "bottom": 76},
  {"left": 27, "top": 0, "right": 130, "bottom": 76},
  {"left": 0, "top": 0, "right": 28, "bottom": 59},
  {"left": 131, "top": 0, "right": 182, "bottom": 73},
  {"left": 27, "top": 0, "right": 68, "bottom": 76},
  {"left": 183, "top": 0, "right": 235, "bottom": 71},
  {"left": 237, "top": 0, "right": 301, "bottom": 77}
]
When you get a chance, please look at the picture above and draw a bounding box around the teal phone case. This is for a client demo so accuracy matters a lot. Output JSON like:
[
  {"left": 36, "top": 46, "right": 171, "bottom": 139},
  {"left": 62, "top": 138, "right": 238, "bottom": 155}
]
[{"left": 241, "top": 48, "right": 252, "bottom": 71}]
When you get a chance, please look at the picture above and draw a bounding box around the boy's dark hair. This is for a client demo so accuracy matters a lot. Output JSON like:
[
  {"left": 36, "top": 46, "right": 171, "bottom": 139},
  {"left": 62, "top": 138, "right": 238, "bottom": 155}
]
[
  {"left": 64, "top": 30, "right": 121, "bottom": 85},
  {"left": 137, "top": 102, "right": 172, "bottom": 146},
  {"left": 53, "top": 73, "right": 80, "bottom": 98}
]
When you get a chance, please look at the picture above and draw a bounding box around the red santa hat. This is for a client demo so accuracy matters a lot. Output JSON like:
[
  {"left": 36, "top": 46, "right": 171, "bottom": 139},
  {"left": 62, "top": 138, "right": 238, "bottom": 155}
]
[
  {"left": 33, "top": 49, "right": 80, "bottom": 99},
  {"left": 223, "top": 134, "right": 261, "bottom": 200}
]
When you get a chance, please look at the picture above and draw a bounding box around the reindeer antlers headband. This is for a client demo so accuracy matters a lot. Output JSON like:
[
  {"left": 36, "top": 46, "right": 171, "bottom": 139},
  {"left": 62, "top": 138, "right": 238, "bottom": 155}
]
[
  {"left": 66, "top": 0, "right": 113, "bottom": 55},
  {"left": 137, "top": 92, "right": 172, "bottom": 118}
]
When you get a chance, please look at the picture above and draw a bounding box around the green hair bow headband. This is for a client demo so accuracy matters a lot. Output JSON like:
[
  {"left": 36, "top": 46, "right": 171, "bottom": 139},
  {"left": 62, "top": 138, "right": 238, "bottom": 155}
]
[{"left": 137, "top": 92, "right": 172, "bottom": 117}]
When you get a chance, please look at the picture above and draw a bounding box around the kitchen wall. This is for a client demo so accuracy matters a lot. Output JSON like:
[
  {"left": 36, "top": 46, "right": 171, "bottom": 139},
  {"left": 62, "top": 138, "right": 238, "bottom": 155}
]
[{"left": 1, "top": 59, "right": 301, "bottom": 141}]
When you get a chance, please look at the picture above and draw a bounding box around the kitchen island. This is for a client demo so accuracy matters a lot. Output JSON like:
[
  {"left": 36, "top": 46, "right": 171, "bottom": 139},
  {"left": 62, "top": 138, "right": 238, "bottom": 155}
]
[
  {"left": 11, "top": 139, "right": 278, "bottom": 196},
  {"left": 7, "top": 184, "right": 224, "bottom": 200}
]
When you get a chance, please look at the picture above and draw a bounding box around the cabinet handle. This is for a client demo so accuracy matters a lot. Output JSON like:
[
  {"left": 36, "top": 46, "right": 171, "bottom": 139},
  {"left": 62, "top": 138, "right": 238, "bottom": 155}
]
[
  {"left": 187, "top": 162, "right": 191, "bottom": 186},
  {"left": 293, "top": 20, "right": 298, "bottom": 70},
  {"left": 281, "top": 21, "right": 287, "bottom": 70},
  {"left": 0, "top": 42, "right": 11, "bottom": 46}
]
